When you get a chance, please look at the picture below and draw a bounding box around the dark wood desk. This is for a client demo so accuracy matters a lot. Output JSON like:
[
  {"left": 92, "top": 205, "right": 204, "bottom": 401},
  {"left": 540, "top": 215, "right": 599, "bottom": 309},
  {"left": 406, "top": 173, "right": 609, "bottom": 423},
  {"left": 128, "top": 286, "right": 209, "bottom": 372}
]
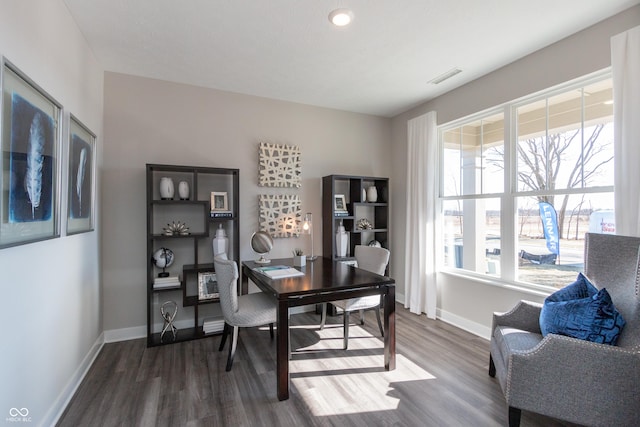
[{"left": 241, "top": 257, "right": 396, "bottom": 401}]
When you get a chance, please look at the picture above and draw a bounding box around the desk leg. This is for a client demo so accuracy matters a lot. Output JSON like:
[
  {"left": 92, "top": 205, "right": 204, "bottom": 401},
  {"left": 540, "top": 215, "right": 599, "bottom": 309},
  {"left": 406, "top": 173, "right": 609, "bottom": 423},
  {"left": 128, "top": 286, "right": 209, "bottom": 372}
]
[
  {"left": 276, "top": 299, "right": 290, "bottom": 400},
  {"left": 383, "top": 285, "right": 396, "bottom": 371}
]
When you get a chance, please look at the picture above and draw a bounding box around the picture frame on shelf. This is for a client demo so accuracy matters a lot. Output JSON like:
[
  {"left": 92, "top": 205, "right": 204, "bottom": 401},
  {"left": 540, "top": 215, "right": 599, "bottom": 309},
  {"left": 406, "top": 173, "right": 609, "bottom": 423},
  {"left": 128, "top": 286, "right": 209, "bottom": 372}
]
[
  {"left": 210, "top": 191, "right": 228, "bottom": 211},
  {"left": 0, "top": 58, "right": 62, "bottom": 249},
  {"left": 198, "top": 271, "right": 219, "bottom": 300},
  {"left": 66, "top": 114, "right": 96, "bottom": 235},
  {"left": 334, "top": 194, "right": 348, "bottom": 215}
]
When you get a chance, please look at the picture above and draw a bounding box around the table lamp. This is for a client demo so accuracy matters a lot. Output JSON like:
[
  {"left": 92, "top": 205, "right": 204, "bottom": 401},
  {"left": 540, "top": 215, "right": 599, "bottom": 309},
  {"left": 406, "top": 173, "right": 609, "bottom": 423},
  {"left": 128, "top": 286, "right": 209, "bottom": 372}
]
[{"left": 302, "top": 213, "right": 318, "bottom": 261}]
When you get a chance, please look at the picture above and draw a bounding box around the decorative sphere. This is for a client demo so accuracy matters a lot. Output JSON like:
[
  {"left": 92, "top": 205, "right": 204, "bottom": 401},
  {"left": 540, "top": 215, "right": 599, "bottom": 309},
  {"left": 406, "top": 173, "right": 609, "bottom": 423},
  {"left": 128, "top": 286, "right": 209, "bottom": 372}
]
[
  {"left": 152, "top": 247, "right": 175, "bottom": 269},
  {"left": 368, "top": 240, "right": 382, "bottom": 248},
  {"left": 251, "top": 231, "right": 273, "bottom": 255}
]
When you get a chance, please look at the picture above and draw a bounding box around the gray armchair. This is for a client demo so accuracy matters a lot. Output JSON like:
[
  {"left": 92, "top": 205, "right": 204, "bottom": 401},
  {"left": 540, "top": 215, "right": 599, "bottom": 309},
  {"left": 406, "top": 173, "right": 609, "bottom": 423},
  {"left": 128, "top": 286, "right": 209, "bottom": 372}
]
[{"left": 489, "top": 232, "right": 640, "bottom": 427}]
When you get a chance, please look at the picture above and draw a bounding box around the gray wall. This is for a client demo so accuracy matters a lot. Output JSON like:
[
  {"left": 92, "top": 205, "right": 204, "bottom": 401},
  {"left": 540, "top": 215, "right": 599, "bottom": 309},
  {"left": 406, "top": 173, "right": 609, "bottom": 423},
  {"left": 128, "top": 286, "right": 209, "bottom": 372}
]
[
  {"left": 389, "top": 6, "right": 640, "bottom": 337},
  {"left": 102, "top": 73, "right": 391, "bottom": 333},
  {"left": 0, "top": 0, "right": 104, "bottom": 425}
]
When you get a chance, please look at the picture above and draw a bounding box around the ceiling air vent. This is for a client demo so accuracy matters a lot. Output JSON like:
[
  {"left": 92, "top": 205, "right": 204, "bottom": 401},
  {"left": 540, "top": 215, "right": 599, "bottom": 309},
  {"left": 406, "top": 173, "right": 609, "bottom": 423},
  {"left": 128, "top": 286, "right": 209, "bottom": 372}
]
[{"left": 428, "top": 68, "right": 462, "bottom": 85}]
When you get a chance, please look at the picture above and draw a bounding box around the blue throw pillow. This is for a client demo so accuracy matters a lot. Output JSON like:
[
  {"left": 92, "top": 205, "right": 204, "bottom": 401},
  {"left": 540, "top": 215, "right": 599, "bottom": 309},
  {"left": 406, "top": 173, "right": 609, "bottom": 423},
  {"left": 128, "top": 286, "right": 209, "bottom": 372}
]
[{"left": 539, "top": 273, "right": 626, "bottom": 345}]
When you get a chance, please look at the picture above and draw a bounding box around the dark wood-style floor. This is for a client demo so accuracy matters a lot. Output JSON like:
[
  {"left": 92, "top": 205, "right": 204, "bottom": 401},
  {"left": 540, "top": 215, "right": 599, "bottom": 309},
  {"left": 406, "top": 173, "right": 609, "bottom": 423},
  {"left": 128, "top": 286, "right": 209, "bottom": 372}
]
[{"left": 58, "top": 304, "right": 571, "bottom": 427}]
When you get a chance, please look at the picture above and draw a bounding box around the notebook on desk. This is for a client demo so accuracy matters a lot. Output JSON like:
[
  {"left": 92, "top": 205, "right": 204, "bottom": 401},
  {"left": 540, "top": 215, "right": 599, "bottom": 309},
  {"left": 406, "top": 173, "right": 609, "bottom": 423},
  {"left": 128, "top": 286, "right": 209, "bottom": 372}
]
[{"left": 253, "top": 265, "right": 305, "bottom": 279}]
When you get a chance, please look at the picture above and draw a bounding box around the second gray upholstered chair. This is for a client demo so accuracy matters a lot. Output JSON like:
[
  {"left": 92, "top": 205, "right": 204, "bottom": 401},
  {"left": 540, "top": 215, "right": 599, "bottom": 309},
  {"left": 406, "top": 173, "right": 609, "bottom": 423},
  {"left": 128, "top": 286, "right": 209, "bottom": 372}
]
[
  {"left": 320, "top": 245, "right": 390, "bottom": 349},
  {"left": 214, "top": 255, "right": 277, "bottom": 371}
]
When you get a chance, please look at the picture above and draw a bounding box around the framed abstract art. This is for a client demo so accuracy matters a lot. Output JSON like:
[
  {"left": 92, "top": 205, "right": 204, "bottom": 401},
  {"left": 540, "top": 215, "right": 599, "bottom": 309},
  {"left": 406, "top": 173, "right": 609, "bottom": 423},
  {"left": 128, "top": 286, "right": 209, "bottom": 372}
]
[{"left": 258, "top": 141, "right": 301, "bottom": 188}]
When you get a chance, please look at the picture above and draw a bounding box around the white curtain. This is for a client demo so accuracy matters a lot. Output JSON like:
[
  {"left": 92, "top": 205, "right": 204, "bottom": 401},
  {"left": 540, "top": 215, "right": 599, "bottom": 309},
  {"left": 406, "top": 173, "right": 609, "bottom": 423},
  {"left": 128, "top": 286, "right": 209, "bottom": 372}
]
[
  {"left": 404, "top": 111, "right": 437, "bottom": 319},
  {"left": 612, "top": 25, "right": 640, "bottom": 237}
]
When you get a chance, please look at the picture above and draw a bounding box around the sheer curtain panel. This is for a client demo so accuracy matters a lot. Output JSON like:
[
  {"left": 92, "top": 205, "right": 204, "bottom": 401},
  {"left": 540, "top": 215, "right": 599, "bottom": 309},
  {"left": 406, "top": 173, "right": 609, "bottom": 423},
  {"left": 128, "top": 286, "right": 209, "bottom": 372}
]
[
  {"left": 612, "top": 25, "right": 640, "bottom": 237},
  {"left": 404, "top": 111, "right": 437, "bottom": 319}
]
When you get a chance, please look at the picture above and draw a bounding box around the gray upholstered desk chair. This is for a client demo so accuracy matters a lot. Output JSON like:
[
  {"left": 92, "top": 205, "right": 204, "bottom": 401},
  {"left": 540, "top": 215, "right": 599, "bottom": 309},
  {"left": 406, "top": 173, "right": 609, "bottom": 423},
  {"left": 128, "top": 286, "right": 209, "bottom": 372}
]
[
  {"left": 320, "top": 245, "right": 390, "bottom": 349},
  {"left": 214, "top": 255, "right": 277, "bottom": 371}
]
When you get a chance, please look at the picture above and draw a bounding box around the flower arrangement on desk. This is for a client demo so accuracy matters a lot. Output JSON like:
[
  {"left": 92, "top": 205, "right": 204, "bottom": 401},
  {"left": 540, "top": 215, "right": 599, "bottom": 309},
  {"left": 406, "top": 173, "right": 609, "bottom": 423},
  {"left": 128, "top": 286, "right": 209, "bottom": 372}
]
[{"left": 292, "top": 248, "right": 306, "bottom": 267}]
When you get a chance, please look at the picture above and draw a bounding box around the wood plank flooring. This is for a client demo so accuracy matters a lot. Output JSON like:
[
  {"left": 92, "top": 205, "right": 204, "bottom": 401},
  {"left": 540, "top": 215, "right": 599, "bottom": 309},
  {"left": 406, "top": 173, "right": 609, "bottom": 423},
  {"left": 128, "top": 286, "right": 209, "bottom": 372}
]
[{"left": 57, "top": 304, "right": 572, "bottom": 426}]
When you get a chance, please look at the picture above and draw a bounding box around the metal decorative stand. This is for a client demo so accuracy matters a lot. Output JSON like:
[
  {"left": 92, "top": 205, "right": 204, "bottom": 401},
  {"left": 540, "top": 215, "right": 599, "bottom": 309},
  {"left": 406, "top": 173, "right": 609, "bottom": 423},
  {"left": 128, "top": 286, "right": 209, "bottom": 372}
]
[{"left": 160, "top": 300, "right": 178, "bottom": 342}]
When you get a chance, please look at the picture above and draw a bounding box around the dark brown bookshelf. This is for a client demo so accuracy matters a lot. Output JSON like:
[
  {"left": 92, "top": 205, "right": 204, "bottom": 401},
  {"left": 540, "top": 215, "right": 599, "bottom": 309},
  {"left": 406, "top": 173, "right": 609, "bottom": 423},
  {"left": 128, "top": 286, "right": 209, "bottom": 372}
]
[
  {"left": 322, "top": 174, "right": 390, "bottom": 269},
  {"left": 146, "top": 164, "right": 240, "bottom": 347}
]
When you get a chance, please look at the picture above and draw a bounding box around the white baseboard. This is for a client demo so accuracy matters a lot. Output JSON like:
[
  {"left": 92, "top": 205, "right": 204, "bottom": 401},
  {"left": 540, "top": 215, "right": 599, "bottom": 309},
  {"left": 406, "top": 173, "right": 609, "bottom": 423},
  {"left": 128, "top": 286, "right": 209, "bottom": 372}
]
[
  {"left": 103, "top": 307, "right": 318, "bottom": 344},
  {"left": 45, "top": 332, "right": 105, "bottom": 427},
  {"left": 104, "top": 325, "right": 147, "bottom": 343},
  {"left": 437, "top": 308, "right": 491, "bottom": 340}
]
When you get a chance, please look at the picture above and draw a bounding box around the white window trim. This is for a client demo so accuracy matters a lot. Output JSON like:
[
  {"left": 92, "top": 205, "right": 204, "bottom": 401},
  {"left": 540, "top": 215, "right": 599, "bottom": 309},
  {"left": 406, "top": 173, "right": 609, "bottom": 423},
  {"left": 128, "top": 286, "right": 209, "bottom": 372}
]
[{"left": 437, "top": 68, "right": 613, "bottom": 293}]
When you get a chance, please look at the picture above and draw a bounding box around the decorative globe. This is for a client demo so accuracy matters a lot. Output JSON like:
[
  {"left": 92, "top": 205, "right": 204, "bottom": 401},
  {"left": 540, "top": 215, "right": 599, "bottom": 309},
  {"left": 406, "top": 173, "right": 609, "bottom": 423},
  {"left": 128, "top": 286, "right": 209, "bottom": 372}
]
[
  {"left": 368, "top": 240, "right": 382, "bottom": 248},
  {"left": 251, "top": 231, "right": 273, "bottom": 264},
  {"left": 152, "top": 247, "right": 175, "bottom": 269}
]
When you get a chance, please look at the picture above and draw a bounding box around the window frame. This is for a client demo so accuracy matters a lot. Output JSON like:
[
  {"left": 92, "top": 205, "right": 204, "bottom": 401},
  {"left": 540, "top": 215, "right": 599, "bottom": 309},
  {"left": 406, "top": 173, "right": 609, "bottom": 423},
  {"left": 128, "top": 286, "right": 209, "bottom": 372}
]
[{"left": 437, "top": 69, "right": 613, "bottom": 292}]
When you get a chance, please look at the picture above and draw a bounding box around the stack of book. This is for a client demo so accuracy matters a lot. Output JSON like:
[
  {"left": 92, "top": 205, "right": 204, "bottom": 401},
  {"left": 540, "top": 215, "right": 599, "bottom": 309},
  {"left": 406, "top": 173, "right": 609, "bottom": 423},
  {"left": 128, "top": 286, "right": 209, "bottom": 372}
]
[
  {"left": 210, "top": 210, "right": 233, "bottom": 218},
  {"left": 153, "top": 276, "right": 181, "bottom": 290},
  {"left": 202, "top": 316, "right": 225, "bottom": 334}
]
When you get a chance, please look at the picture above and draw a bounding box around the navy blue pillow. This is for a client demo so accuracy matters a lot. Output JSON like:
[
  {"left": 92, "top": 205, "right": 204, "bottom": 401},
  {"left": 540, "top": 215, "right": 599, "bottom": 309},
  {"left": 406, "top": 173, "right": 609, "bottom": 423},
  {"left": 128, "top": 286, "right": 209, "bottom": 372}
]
[{"left": 539, "top": 273, "right": 626, "bottom": 345}]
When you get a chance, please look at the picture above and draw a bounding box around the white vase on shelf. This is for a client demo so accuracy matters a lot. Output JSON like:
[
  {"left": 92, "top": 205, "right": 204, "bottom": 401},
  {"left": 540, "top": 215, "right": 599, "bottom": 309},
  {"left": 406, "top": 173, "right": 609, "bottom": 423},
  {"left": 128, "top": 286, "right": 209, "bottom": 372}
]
[
  {"left": 212, "top": 224, "right": 229, "bottom": 256},
  {"left": 159, "top": 177, "right": 174, "bottom": 200},
  {"left": 336, "top": 220, "right": 348, "bottom": 257},
  {"left": 362, "top": 188, "right": 367, "bottom": 202},
  {"left": 178, "top": 181, "right": 189, "bottom": 200},
  {"left": 367, "top": 186, "right": 378, "bottom": 203}
]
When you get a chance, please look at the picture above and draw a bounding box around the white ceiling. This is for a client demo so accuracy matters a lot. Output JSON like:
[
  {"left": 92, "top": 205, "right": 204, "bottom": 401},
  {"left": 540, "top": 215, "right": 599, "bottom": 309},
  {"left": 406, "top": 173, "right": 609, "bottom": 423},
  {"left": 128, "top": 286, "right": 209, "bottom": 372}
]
[{"left": 62, "top": 0, "right": 638, "bottom": 117}]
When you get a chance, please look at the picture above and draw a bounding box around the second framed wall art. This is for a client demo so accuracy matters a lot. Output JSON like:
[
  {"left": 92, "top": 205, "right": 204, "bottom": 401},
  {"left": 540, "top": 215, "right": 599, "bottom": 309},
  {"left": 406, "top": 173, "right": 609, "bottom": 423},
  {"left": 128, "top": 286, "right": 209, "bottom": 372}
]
[{"left": 67, "top": 115, "right": 96, "bottom": 235}]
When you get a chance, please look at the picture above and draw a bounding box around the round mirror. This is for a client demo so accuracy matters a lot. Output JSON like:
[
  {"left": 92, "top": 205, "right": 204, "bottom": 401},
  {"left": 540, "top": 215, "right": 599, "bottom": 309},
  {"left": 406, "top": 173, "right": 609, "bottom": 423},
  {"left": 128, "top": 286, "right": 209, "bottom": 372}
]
[{"left": 251, "top": 231, "right": 273, "bottom": 264}]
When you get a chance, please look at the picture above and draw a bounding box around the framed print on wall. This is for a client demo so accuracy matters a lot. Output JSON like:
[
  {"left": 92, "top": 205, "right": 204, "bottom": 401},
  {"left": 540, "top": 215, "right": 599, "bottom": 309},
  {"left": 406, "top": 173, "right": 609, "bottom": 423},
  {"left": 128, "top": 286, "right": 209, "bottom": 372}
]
[
  {"left": 0, "top": 58, "right": 62, "bottom": 249},
  {"left": 66, "top": 115, "right": 95, "bottom": 235}
]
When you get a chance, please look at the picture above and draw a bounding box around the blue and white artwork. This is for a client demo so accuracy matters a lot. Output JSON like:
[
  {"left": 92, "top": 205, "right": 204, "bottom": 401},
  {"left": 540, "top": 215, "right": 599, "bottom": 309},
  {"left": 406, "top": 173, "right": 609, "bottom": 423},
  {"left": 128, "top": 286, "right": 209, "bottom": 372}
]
[
  {"left": 69, "top": 134, "right": 92, "bottom": 219},
  {"left": 8, "top": 93, "right": 55, "bottom": 223}
]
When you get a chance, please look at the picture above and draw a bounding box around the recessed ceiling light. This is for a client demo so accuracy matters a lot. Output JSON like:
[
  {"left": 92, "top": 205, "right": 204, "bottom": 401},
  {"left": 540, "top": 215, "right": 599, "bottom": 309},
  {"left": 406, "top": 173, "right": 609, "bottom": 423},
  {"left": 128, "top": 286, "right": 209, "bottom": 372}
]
[{"left": 329, "top": 9, "right": 354, "bottom": 27}]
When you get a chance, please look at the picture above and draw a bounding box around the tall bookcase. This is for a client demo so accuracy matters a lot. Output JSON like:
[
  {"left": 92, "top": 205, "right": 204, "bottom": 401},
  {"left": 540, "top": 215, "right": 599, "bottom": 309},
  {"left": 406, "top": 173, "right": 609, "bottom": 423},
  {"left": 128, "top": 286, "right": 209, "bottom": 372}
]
[
  {"left": 146, "top": 164, "right": 240, "bottom": 347},
  {"left": 322, "top": 174, "right": 389, "bottom": 271}
]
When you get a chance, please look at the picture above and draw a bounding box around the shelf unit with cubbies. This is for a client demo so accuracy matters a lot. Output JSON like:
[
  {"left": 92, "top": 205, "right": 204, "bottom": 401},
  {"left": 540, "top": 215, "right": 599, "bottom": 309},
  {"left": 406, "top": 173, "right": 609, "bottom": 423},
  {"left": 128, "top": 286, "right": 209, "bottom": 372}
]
[
  {"left": 321, "top": 174, "right": 390, "bottom": 271},
  {"left": 146, "top": 163, "right": 239, "bottom": 347}
]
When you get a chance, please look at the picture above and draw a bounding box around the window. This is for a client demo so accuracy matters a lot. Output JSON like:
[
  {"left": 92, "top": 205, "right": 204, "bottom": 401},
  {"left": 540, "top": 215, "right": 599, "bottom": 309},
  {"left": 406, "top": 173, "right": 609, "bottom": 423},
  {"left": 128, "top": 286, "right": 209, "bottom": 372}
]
[{"left": 439, "top": 72, "right": 614, "bottom": 289}]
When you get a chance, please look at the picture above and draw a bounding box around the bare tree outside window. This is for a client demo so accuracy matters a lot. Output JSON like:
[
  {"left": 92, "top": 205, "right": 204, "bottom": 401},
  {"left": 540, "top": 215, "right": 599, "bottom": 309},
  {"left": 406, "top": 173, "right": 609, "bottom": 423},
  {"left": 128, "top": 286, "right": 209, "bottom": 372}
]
[
  {"left": 516, "top": 124, "right": 613, "bottom": 238},
  {"left": 486, "top": 123, "right": 613, "bottom": 239}
]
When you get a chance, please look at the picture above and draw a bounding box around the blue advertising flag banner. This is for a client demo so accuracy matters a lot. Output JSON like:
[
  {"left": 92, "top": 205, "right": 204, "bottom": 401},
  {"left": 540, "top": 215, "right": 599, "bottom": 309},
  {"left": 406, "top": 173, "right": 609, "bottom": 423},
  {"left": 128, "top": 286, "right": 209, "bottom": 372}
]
[{"left": 539, "top": 202, "right": 559, "bottom": 255}]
